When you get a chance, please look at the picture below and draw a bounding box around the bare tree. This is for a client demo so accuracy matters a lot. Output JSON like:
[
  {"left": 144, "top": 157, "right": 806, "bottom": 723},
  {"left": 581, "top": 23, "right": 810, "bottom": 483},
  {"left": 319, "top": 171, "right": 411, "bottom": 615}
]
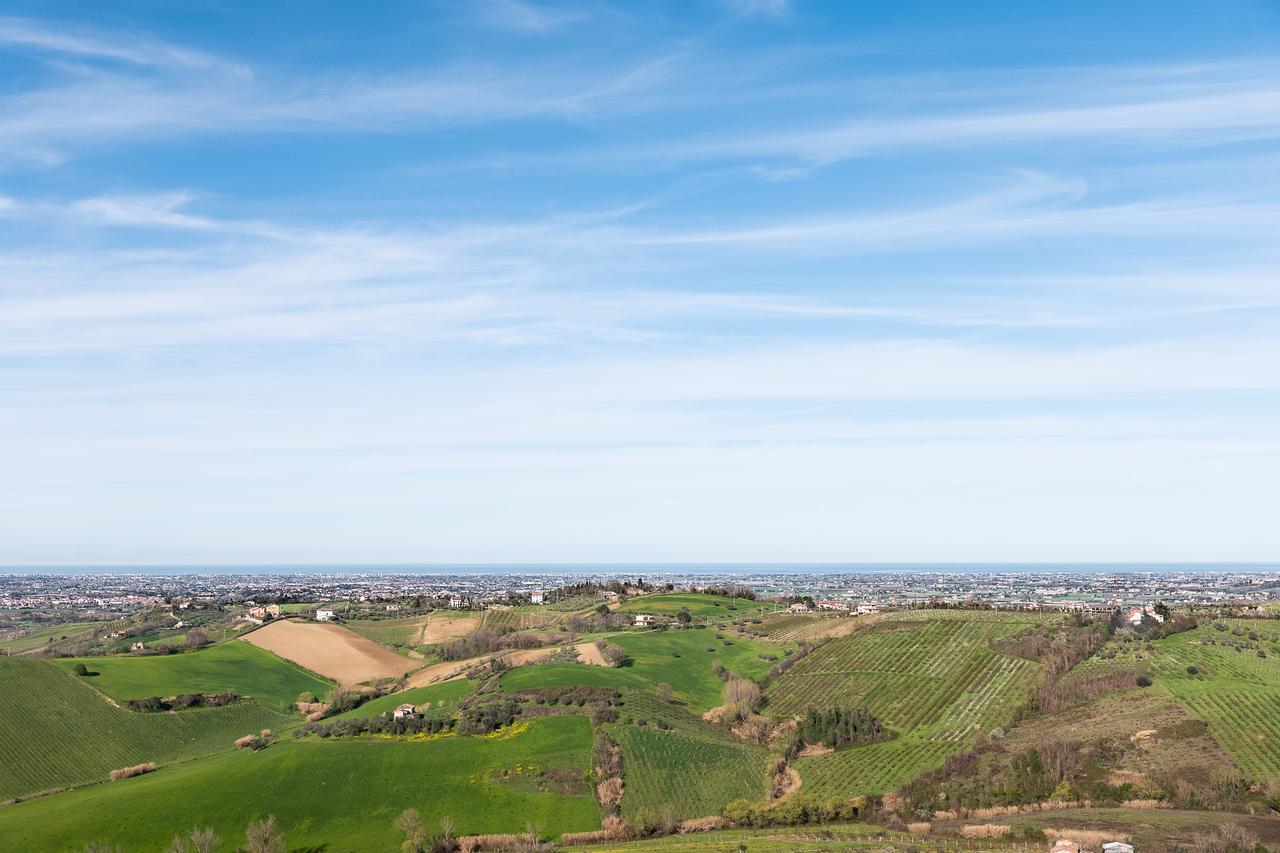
[
  {"left": 167, "top": 827, "right": 220, "bottom": 853},
  {"left": 395, "top": 809, "right": 428, "bottom": 853},
  {"left": 243, "top": 816, "right": 285, "bottom": 853}
]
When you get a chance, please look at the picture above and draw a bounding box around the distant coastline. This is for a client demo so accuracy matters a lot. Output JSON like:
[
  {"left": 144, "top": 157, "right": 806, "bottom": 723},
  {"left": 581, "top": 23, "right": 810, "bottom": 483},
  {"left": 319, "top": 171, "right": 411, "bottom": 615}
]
[{"left": 2, "top": 562, "right": 1275, "bottom": 576}]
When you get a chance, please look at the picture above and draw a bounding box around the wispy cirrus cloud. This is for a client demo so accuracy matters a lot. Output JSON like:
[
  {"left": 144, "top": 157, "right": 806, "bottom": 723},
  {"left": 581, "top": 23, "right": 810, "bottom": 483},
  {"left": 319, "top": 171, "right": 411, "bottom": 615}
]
[{"left": 0, "top": 16, "right": 245, "bottom": 73}]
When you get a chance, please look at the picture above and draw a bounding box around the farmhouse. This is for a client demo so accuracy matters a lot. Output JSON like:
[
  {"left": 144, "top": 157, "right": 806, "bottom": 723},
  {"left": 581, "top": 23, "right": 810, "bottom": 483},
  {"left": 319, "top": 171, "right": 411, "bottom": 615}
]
[
  {"left": 854, "top": 603, "right": 881, "bottom": 615},
  {"left": 599, "top": 590, "right": 619, "bottom": 602},
  {"left": 249, "top": 606, "right": 266, "bottom": 619},
  {"left": 817, "top": 599, "right": 849, "bottom": 612},
  {"left": 633, "top": 613, "right": 658, "bottom": 626},
  {"left": 448, "top": 595, "right": 464, "bottom": 609},
  {"left": 530, "top": 591, "right": 545, "bottom": 604},
  {"left": 315, "top": 609, "right": 337, "bottom": 622},
  {"left": 1125, "top": 608, "right": 1164, "bottom": 626},
  {"left": 787, "top": 602, "right": 811, "bottom": 614},
  {"left": 393, "top": 703, "right": 417, "bottom": 720}
]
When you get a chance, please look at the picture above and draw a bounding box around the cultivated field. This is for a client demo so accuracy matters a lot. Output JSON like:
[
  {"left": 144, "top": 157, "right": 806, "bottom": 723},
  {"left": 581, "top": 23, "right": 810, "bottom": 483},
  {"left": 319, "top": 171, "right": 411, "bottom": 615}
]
[
  {"left": 240, "top": 619, "right": 416, "bottom": 685},
  {"left": 610, "top": 724, "right": 770, "bottom": 822},
  {"left": 769, "top": 614, "right": 1043, "bottom": 796},
  {"left": 53, "top": 640, "right": 331, "bottom": 710},
  {"left": 0, "top": 715, "right": 601, "bottom": 850},
  {"left": 0, "top": 658, "right": 292, "bottom": 800},
  {"left": 0, "top": 621, "right": 102, "bottom": 655}
]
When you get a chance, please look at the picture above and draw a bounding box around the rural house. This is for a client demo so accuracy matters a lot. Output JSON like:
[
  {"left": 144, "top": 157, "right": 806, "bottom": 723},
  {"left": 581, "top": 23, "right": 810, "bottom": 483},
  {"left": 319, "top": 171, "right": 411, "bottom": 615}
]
[
  {"left": 393, "top": 703, "right": 417, "bottom": 720},
  {"left": 633, "top": 613, "right": 657, "bottom": 626},
  {"left": 315, "top": 609, "right": 337, "bottom": 622},
  {"left": 530, "top": 591, "right": 545, "bottom": 604}
]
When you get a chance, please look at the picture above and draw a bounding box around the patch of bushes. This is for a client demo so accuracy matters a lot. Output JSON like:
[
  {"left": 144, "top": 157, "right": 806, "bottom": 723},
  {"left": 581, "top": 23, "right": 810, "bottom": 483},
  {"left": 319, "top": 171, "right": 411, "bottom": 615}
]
[
  {"left": 109, "top": 762, "right": 156, "bottom": 781},
  {"left": 126, "top": 692, "right": 241, "bottom": 712}
]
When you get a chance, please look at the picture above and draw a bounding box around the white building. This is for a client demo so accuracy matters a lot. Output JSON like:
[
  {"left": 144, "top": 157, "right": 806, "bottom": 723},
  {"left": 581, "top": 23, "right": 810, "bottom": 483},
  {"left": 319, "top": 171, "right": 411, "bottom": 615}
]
[
  {"left": 633, "top": 613, "right": 657, "bottom": 626},
  {"left": 316, "top": 609, "right": 337, "bottom": 622},
  {"left": 448, "top": 595, "right": 464, "bottom": 609},
  {"left": 530, "top": 591, "right": 545, "bottom": 604},
  {"left": 393, "top": 703, "right": 417, "bottom": 720}
]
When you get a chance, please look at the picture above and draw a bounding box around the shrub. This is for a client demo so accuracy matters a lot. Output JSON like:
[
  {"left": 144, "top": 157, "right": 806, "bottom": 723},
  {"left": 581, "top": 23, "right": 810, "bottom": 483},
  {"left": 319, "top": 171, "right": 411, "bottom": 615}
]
[
  {"left": 1186, "top": 665, "right": 1199, "bottom": 675},
  {"left": 109, "top": 762, "right": 156, "bottom": 781},
  {"left": 961, "top": 824, "right": 1010, "bottom": 838},
  {"left": 907, "top": 821, "right": 931, "bottom": 834},
  {"left": 73, "top": 663, "right": 89, "bottom": 676},
  {"left": 1136, "top": 674, "right": 1153, "bottom": 687}
]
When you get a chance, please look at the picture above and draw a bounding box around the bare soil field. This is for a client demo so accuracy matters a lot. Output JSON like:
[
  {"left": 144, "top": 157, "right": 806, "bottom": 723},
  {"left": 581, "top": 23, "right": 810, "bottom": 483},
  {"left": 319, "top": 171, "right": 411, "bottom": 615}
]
[
  {"left": 241, "top": 620, "right": 415, "bottom": 686},
  {"left": 573, "top": 642, "right": 608, "bottom": 666}
]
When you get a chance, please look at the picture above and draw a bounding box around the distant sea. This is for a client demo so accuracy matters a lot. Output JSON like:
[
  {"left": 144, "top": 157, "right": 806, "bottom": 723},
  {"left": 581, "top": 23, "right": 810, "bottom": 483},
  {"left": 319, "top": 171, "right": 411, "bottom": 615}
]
[{"left": 1, "top": 563, "right": 1275, "bottom": 576}]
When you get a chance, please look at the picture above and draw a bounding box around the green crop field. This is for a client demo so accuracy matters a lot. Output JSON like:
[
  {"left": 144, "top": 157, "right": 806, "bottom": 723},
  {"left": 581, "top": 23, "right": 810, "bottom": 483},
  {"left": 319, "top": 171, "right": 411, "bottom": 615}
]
[
  {"left": 499, "top": 628, "right": 775, "bottom": 712},
  {"left": 609, "top": 724, "right": 770, "bottom": 821},
  {"left": 52, "top": 641, "right": 332, "bottom": 711},
  {"left": 0, "top": 621, "right": 103, "bottom": 655},
  {"left": 0, "top": 715, "right": 600, "bottom": 851},
  {"left": 343, "top": 615, "right": 429, "bottom": 647},
  {"left": 768, "top": 615, "right": 1042, "bottom": 796},
  {"left": 616, "top": 593, "right": 764, "bottom": 622},
  {"left": 0, "top": 658, "right": 293, "bottom": 801},
  {"left": 330, "top": 678, "right": 474, "bottom": 721}
]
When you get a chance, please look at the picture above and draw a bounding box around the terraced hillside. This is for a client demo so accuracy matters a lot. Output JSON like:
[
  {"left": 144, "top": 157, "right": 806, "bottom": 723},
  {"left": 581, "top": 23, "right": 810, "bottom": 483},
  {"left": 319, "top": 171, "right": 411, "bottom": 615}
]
[
  {"left": 0, "top": 715, "right": 600, "bottom": 851},
  {"left": 767, "top": 614, "right": 1045, "bottom": 796},
  {"left": 54, "top": 640, "right": 331, "bottom": 710},
  {"left": 0, "top": 658, "right": 293, "bottom": 800},
  {"left": 1084, "top": 620, "right": 1280, "bottom": 781}
]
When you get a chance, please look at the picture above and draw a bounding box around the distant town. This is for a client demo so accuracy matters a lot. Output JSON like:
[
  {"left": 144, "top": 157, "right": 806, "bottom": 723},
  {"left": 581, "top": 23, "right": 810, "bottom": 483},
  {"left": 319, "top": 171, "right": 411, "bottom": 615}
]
[{"left": 3, "top": 567, "right": 1277, "bottom": 624}]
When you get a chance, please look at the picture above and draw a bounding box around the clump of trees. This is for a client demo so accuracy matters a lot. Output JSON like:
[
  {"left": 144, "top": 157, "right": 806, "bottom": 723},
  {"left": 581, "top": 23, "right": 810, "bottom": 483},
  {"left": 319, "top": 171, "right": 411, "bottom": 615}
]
[
  {"left": 294, "top": 713, "right": 454, "bottom": 739},
  {"left": 396, "top": 810, "right": 457, "bottom": 853},
  {"left": 722, "top": 794, "right": 861, "bottom": 828},
  {"left": 795, "top": 707, "right": 886, "bottom": 751},
  {"left": 128, "top": 692, "right": 241, "bottom": 712},
  {"left": 457, "top": 698, "right": 521, "bottom": 735},
  {"left": 438, "top": 627, "right": 544, "bottom": 661},
  {"left": 720, "top": 672, "right": 762, "bottom": 723},
  {"left": 243, "top": 815, "right": 285, "bottom": 853},
  {"left": 235, "top": 729, "right": 275, "bottom": 751},
  {"left": 596, "top": 641, "right": 626, "bottom": 667}
]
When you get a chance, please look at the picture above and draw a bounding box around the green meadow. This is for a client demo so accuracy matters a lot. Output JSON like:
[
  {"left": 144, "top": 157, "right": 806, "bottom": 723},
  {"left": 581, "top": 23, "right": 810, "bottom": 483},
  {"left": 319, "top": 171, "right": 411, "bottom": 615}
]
[
  {"left": 53, "top": 640, "right": 332, "bottom": 710},
  {"left": 329, "top": 678, "right": 474, "bottom": 721},
  {"left": 500, "top": 627, "right": 776, "bottom": 712},
  {"left": 0, "top": 715, "right": 600, "bottom": 851},
  {"left": 0, "top": 658, "right": 293, "bottom": 800},
  {"left": 615, "top": 593, "right": 766, "bottom": 621}
]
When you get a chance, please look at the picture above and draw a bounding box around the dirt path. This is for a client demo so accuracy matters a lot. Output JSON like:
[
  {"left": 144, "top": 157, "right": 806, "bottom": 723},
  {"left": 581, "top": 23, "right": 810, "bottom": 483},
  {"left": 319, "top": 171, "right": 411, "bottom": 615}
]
[{"left": 241, "top": 619, "right": 416, "bottom": 686}]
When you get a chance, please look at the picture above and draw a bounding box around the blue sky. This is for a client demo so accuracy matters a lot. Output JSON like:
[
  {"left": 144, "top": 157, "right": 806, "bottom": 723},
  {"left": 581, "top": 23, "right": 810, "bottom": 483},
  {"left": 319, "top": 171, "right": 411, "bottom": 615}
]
[{"left": 2, "top": 1, "right": 1279, "bottom": 564}]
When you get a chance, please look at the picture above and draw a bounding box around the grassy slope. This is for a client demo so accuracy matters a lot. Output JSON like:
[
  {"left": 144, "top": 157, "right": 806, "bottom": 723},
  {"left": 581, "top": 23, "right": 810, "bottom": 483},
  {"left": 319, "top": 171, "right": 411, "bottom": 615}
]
[
  {"left": 329, "top": 679, "right": 473, "bottom": 721},
  {"left": 499, "top": 628, "right": 775, "bottom": 713},
  {"left": 769, "top": 613, "right": 1044, "bottom": 797},
  {"left": 53, "top": 641, "right": 332, "bottom": 711},
  {"left": 0, "top": 658, "right": 292, "bottom": 800},
  {"left": 0, "top": 716, "right": 600, "bottom": 851}
]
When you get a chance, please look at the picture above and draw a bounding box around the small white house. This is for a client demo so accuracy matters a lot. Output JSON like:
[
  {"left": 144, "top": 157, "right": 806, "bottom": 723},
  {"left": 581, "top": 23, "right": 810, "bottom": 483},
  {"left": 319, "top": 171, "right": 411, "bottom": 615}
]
[
  {"left": 385, "top": 603, "right": 402, "bottom": 612},
  {"left": 854, "top": 604, "right": 881, "bottom": 615},
  {"left": 316, "top": 609, "right": 337, "bottom": 622},
  {"left": 530, "top": 591, "right": 545, "bottom": 604},
  {"left": 787, "top": 602, "right": 811, "bottom": 614},
  {"left": 448, "top": 595, "right": 464, "bottom": 609},
  {"left": 393, "top": 703, "right": 417, "bottom": 720},
  {"left": 633, "top": 613, "right": 657, "bottom": 626}
]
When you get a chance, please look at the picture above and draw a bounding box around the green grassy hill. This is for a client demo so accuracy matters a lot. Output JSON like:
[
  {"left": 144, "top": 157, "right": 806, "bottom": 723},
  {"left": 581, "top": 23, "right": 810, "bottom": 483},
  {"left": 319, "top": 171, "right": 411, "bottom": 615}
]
[
  {"left": 767, "top": 613, "right": 1044, "bottom": 796},
  {"left": 616, "top": 593, "right": 764, "bottom": 621},
  {"left": 500, "top": 628, "right": 776, "bottom": 713},
  {"left": 53, "top": 641, "right": 332, "bottom": 711},
  {"left": 0, "top": 621, "right": 102, "bottom": 655},
  {"left": 0, "top": 715, "right": 600, "bottom": 851},
  {"left": 329, "top": 678, "right": 473, "bottom": 721},
  {"left": 0, "top": 658, "right": 293, "bottom": 801}
]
